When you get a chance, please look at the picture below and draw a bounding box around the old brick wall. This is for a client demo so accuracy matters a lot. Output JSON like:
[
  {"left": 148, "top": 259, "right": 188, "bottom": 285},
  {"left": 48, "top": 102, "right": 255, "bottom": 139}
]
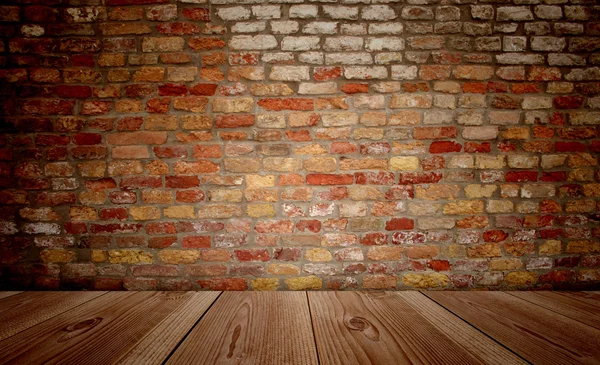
[{"left": 0, "top": 0, "right": 599, "bottom": 291}]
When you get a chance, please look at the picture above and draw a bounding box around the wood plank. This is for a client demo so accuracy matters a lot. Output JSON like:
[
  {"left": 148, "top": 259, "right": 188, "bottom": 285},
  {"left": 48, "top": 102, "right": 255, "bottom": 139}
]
[
  {"left": 509, "top": 291, "right": 600, "bottom": 330},
  {"left": 0, "top": 291, "right": 23, "bottom": 300},
  {"left": 117, "top": 292, "right": 221, "bottom": 365},
  {"left": 558, "top": 291, "right": 600, "bottom": 309},
  {"left": 0, "top": 291, "right": 105, "bottom": 341},
  {"left": 166, "top": 291, "right": 318, "bottom": 365},
  {"left": 308, "top": 291, "right": 519, "bottom": 365},
  {"left": 426, "top": 291, "right": 600, "bottom": 365},
  {"left": 403, "top": 292, "right": 526, "bottom": 365},
  {"left": 0, "top": 291, "right": 220, "bottom": 365}
]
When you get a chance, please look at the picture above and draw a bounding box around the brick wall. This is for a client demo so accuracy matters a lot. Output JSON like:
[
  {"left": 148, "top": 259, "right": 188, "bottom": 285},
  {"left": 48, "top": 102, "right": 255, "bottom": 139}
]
[{"left": 1, "top": 0, "right": 599, "bottom": 291}]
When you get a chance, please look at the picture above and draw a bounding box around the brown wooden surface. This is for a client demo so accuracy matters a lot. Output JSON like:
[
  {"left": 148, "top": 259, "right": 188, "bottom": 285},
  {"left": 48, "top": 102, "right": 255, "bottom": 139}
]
[
  {"left": 0, "top": 291, "right": 106, "bottom": 341},
  {"left": 166, "top": 291, "right": 319, "bottom": 365},
  {"left": 426, "top": 291, "right": 600, "bottom": 365},
  {"left": 510, "top": 291, "right": 600, "bottom": 330},
  {"left": 117, "top": 292, "right": 221, "bottom": 365},
  {"left": 0, "top": 291, "right": 220, "bottom": 365},
  {"left": 0, "top": 291, "right": 598, "bottom": 365},
  {"left": 401, "top": 292, "right": 527, "bottom": 365},
  {"left": 309, "top": 291, "right": 517, "bottom": 365},
  {"left": 0, "top": 291, "right": 23, "bottom": 300},
  {"left": 559, "top": 291, "right": 600, "bottom": 309}
]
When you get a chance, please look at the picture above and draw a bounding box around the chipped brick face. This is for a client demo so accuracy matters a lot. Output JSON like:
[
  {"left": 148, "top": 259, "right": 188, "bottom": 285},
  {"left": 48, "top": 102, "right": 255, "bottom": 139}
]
[{"left": 0, "top": 0, "right": 599, "bottom": 291}]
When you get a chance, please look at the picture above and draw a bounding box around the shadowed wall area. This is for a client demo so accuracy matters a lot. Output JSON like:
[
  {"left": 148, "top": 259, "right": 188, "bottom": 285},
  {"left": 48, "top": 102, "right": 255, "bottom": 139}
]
[{"left": 0, "top": 0, "right": 599, "bottom": 291}]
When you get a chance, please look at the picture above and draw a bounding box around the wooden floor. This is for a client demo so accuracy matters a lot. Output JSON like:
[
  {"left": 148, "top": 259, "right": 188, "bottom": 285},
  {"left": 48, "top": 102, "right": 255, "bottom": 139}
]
[{"left": 0, "top": 291, "right": 599, "bottom": 364}]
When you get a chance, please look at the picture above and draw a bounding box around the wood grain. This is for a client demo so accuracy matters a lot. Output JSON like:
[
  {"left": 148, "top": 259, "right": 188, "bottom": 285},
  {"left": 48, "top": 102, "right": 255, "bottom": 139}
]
[
  {"left": 426, "top": 291, "right": 600, "bottom": 365},
  {"left": 0, "top": 291, "right": 219, "bottom": 365},
  {"left": 166, "top": 291, "right": 318, "bottom": 365},
  {"left": 0, "top": 291, "right": 23, "bottom": 300},
  {"left": 308, "top": 291, "right": 501, "bottom": 365},
  {"left": 510, "top": 291, "right": 600, "bottom": 330},
  {"left": 117, "top": 292, "right": 221, "bottom": 365},
  {"left": 0, "top": 291, "right": 105, "bottom": 341},
  {"left": 559, "top": 291, "right": 600, "bottom": 309},
  {"left": 403, "top": 292, "right": 526, "bottom": 365}
]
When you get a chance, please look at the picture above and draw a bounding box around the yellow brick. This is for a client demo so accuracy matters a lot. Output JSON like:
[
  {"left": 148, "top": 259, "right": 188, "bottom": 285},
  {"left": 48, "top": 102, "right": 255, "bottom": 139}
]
[
  {"left": 251, "top": 278, "right": 279, "bottom": 291},
  {"left": 164, "top": 206, "right": 195, "bottom": 219},
  {"left": 142, "top": 190, "right": 173, "bottom": 204},
  {"left": 247, "top": 204, "right": 275, "bottom": 218},
  {"left": 294, "top": 144, "right": 327, "bottom": 155},
  {"left": 303, "top": 157, "right": 337, "bottom": 173},
  {"left": 505, "top": 271, "right": 538, "bottom": 286},
  {"left": 305, "top": 248, "right": 332, "bottom": 262},
  {"left": 208, "top": 189, "right": 243, "bottom": 203},
  {"left": 490, "top": 259, "right": 522, "bottom": 271},
  {"left": 40, "top": 249, "right": 76, "bottom": 263},
  {"left": 284, "top": 276, "right": 323, "bottom": 290},
  {"left": 108, "top": 250, "right": 153, "bottom": 264},
  {"left": 539, "top": 240, "right": 561, "bottom": 255},
  {"left": 246, "top": 174, "right": 275, "bottom": 188},
  {"left": 464, "top": 184, "right": 497, "bottom": 198},
  {"left": 390, "top": 156, "right": 419, "bottom": 170},
  {"left": 443, "top": 200, "right": 484, "bottom": 215},
  {"left": 129, "top": 206, "right": 160, "bottom": 220},
  {"left": 158, "top": 250, "right": 200, "bottom": 264},
  {"left": 402, "top": 273, "right": 449, "bottom": 288},
  {"left": 91, "top": 250, "right": 108, "bottom": 263}
]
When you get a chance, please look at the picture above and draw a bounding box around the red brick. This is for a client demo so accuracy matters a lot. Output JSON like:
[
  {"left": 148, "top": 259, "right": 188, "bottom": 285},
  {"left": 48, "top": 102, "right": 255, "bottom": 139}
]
[
  {"left": 146, "top": 98, "right": 170, "bottom": 113},
  {"left": 215, "top": 114, "right": 254, "bottom": 128},
  {"left": 91, "top": 223, "right": 142, "bottom": 234},
  {"left": 157, "top": 22, "right": 201, "bottom": 35},
  {"left": 146, "top": 222, "right": 177, "bottom": 235},
  {"left": 555, "top": 142, "right": 586, "bottom": 152},
  {"left": 120, "top": 177, "right": 162, "bottom": 189},
  {"left": 35, "top": 134, "right": 70, "bottom": 146},
  {"left": 189, "top": 83, "right": 218, "bottom": 96},
  {"left": 167, "top": 176, "right": 200, "bottom": 190},
  {"left": 56, "top": 85, "right": 92, "bottom": 99},
  {"left": 506, "top": 171, "right": 538, "bottom": 182},
  {"left": 158, "top": 83, "right": 188, "bottom": 96},
  {"left": 198, "top": 278, "right": 247, "bottom": 291},
  {"left": 73, "top": 133, "right": 102, "bottom": 146},
  {"left": 414, "top": 127, "right": 457, "bottom": 140},
  {"left": 483, "top": 230, "right": 509, "bottom": 243},
  {"left": 464, "top": 142, "right": 491, "bottom": 153},
  {"left": 314, "top": 67, "right": 342, "bottom": 81},
  {"left": 182, "top": 8, "right": 210, "bottom": 21},
  {"left": 429, "top": 141, "right": 462, "bottom": 153},
  {"left": 398, "top": 172, "right": 442, "bottom": 184},
  {"left": 188, "top": 37, "right": 226, "bottom": 51},
  {"left": 341, "top": 83, "right": 369, "bottom": 94},
  {"left": 176, "top": 190, "right": 205, "bottom": 203},
  {"left": 428, "top": 260, "right": 450, "bottom": 272},
  {"left": 511, "top": 84, "right": 541, "bottom": 94},
  {"left": 296, "top": 220, "right": 321, "bottom": 233},
  {"left": 182, "top": 236, "right": 211, "bottom": 248},
  {"left": 385, "top": 218, "right": 414, "bottom": 231},
  {"left": 107, "top": 132, "right": 168, "bottom": 145},
  {"left": 306, "top": 174, "right": 353, "bottom": 185},
  {"left": 462, "top": 82, "right": 486, "bottom": 94},
  {"left": 257, "top": 98, "right": 314, "bottom": 111},
  {"left": 234, "top": 249, "right": 270, "bottom": 262},
  {"left": 98, "top": 208, "right": 128, "bottom": 221},
  {"left": 554, "top": 96, "right": 585, "bottom": 109},
  {"left": 487, "top": 81, "right": 508, "bottom": 93},
  {"left": 286, "top": 130, "right": 311, "bottom": 142},
  {"left": 541, "top": 172, "right": 566, "bottom": 182}
]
